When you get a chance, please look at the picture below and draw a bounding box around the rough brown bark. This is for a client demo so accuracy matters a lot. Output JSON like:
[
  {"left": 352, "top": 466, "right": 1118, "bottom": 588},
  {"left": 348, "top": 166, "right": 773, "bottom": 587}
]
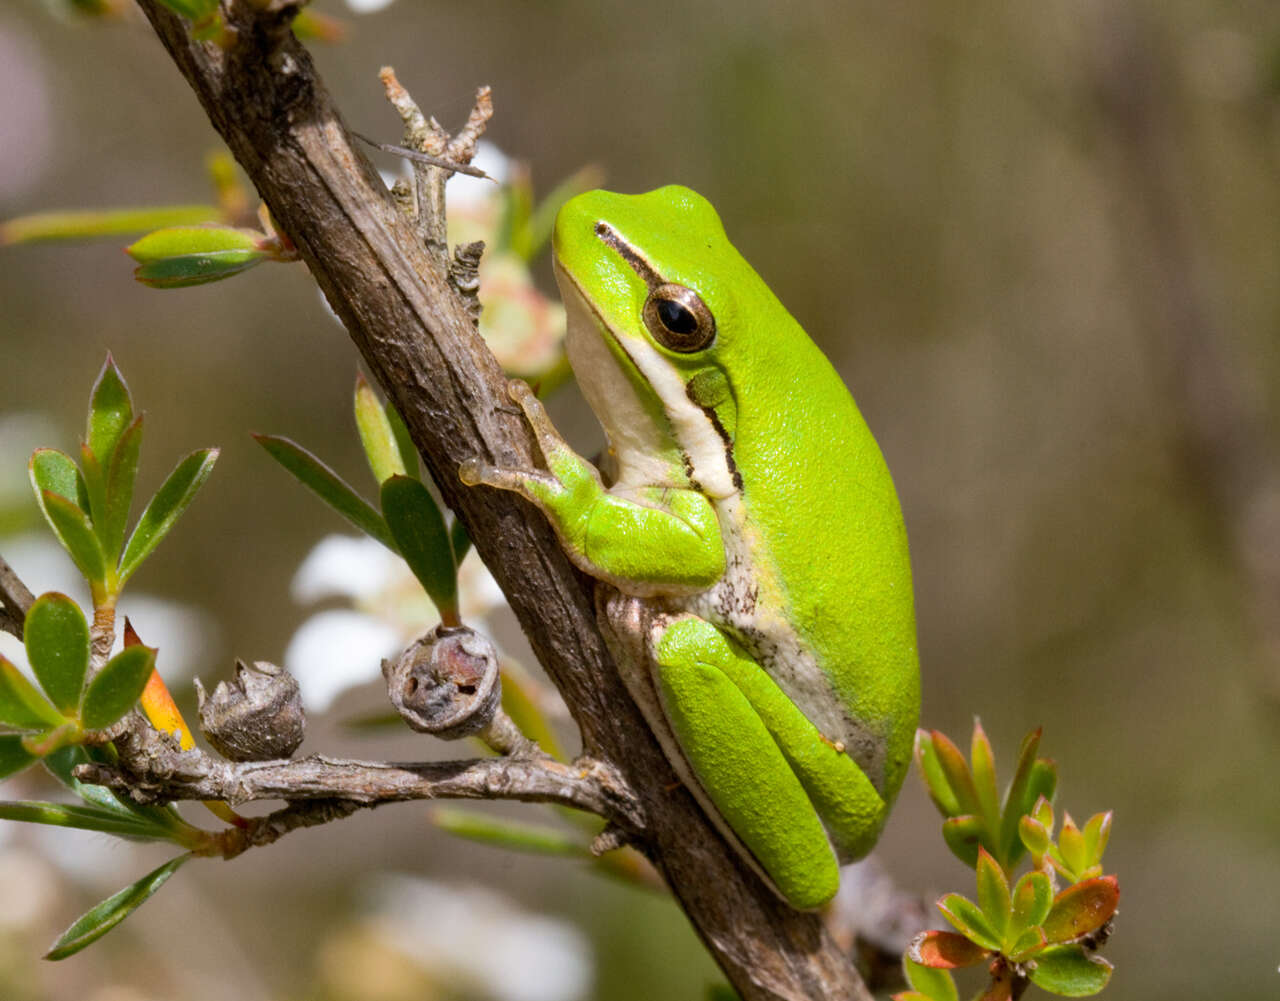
[{"left": 131, "top": 1, "right": 870, "bottom": 997}]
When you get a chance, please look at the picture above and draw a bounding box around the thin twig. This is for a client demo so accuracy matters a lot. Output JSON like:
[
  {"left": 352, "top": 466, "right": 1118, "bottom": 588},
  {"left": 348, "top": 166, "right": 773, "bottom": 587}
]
[{"left": 0, "top": 552, "right": 34, "bottom": 640}]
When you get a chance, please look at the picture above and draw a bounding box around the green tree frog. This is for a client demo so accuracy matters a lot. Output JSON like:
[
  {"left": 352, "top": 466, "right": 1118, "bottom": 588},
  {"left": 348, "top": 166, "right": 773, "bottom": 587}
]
[{"left": 461, "top": 186, "right": 919, "bottom": 909}]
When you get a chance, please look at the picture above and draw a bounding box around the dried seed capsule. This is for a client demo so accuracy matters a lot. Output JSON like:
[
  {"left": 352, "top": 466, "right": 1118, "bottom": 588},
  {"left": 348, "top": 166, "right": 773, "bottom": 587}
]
[
  {"left": 196, "top": 659, "right": 305, "bottom": 761},
  {"left": 382, "top": 625, "right": 500, "bottom": 739}
]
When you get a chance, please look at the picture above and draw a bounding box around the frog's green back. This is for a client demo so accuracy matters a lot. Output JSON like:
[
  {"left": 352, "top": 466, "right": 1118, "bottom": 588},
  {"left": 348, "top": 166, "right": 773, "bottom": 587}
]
[{"left": 558, "top": 186, "right": 921, "bottom": 797}]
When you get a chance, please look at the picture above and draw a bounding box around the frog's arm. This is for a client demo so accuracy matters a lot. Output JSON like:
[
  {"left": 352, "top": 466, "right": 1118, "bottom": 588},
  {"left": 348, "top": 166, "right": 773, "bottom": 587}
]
[{"left": 460, "top": 380, "right": 725, "bottom": 593}]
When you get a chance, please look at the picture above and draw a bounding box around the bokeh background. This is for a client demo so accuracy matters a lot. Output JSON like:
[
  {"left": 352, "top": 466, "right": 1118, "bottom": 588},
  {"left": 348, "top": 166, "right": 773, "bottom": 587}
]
[{"left": 2, "top": 1, "right": 1279, "bottom": 998}]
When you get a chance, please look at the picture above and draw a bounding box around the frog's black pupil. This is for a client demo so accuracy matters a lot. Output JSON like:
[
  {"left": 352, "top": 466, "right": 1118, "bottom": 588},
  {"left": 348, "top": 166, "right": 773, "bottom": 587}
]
[{"left": 657, "top": 298, "right": 698, "bottom": 335}]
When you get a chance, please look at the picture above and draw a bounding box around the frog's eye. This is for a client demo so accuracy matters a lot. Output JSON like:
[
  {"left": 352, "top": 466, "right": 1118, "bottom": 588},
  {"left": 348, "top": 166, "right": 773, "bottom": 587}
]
[{"left": 643, "top": 283, "right": 716, "bottom": 353}]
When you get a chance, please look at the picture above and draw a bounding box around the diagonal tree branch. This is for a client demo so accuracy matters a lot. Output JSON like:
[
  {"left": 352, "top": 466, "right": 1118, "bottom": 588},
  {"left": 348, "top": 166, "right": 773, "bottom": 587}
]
[
  {"left": 129, "top": 1, "right": 869, "bottom": 997},
  {"left": 0, "top": 551, "right": 35, "bottom": 640}
]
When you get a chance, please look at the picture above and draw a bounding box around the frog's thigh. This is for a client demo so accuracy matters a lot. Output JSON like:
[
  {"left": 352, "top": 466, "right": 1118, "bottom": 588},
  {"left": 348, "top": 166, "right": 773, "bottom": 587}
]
[
  {"left": 652, "top": 616, "right": 839, "bottom": 909},
  {"left": 658, "top": 617, "right": 888, "bottom": 865}
]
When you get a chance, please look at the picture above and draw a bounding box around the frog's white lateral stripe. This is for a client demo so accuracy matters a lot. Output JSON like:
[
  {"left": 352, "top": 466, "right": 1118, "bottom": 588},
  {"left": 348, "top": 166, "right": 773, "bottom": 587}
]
[{"left": 592, "top": 224, "right": 740, "bottom": 501}]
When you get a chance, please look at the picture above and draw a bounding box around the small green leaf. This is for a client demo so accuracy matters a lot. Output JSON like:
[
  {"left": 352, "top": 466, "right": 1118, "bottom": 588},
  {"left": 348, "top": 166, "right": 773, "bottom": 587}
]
[
  {"left": 126, "top": 225, "right": 259, "bottom": 262},
  {"left": 902, "top": 957, "right": 960, "bottom": 1001},
  {"left": 969, "top": 720, "right": 1000, "bottom": 832},
  {"left": 41, "top": 492, "right": 107, "bottom": 584},
  {"left": 975, "top": 848, "right": 1011, "bottom": 941},
  {"left": 87, "top": 356, "right": 134, "bottom": 467},
  {"left": 930, "top": 730, "right": 982, "bottom": 818},
  {"left": 380, "top": 475, "right": 457, "bottom": 614},
  {"left": 1058, "top": 814, "right": 1087, "bottom": 879},
  {"left": 1010, "top": 869, "right": 1053, "bottom": 938},
  {"left": 80, "top": 645, "right": 156, "bottom": 730},
  {"left": 1041, "top": 877, "right": 1119, "bottom": 945},
  {"left": 44, "top": 854, "right": 191, "bottom": 960},
  {"left": 1026, "top": 758, "right": 1057, "bottom": 815},
  {"left": 1019, "top": 815, "right": 1051, "bottom": 858},
  {"left": 937, "top": 893, "right": 1002, "bottom": 952},
  {"left": 0, "top": 205, "right": 221, "bottom": 245},
  {"left": 1082, "top": 811, "right": 1112, "bottom": 867},
  {"left": 119, "top": 449, "right": 218, "bottom": 582},
  {"left": 42, "top": 745, "right": 191, "bottom": 839},
  {"left": 0, "top": 734, "right": 38, "bottom": 779},
  {"left": 998, "top": 727, "right": 1041, "bottom": 863},
  {"left": 102, "top": 416, "right": 143, "bottom": 561},
  {"left": 432, "top": 807, "right": 587, "bottom": 857},
  {"left": 449, "top": 517, "right": 472, "bottom": 566},
  {"left": 385, "top": 401, "right": 418, "bottom": 480},
  {"left": 80, "top": 445, "right": 108, "bottom": 540},
  {"left": 354, "top": 376, "right": 407, "bottom": 484},
  {"left": 29, "top": 450, "right": 91, "bottom": 553},
  {"left": 0, "top": 656, "right": 67, "bottom": 731},
  {"left": 24, "top": 593, "right": 90, "bottom": 714},
  {"left": 132, "top": 250, "right": 267, "bottom": 288},
  {"left": 941, "top": 814, "right": 985, "bottom": 869},
  {"left": 1026, "top": 945, "right": 1113, "bottom": 997},
  {"left": 253, "top": 435, "right": 394, "bottom": 548},
  {"left": 0, "top": 800, "right": 164, "bottom": 840},
  {"left": 906, "top": 930, "right": 989, "bottom": 972},
  {"left": 916, "top": 729, "right": 962, "bottom": 817}
]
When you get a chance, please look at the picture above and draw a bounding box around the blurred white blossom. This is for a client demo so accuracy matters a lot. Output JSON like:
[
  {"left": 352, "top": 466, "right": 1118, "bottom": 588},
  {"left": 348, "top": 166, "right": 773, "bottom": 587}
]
[{"left": 365, "top": 875, "right": 592, "bottom": 1001}]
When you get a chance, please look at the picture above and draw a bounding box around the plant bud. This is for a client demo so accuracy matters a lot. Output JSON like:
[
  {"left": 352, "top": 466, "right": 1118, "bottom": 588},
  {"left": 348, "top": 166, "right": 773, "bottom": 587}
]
[
  {"left": 196, "top": 659, "right": 305, "bottom": 761},
  {"left": 382, "top": 625, "right": 500, "bottom": 739}
]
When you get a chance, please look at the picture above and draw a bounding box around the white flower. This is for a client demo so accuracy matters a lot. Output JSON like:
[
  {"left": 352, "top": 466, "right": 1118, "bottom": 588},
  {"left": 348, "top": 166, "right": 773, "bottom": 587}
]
[{"left": 365, "top": 875, "right": 592, "bottom": 1001}]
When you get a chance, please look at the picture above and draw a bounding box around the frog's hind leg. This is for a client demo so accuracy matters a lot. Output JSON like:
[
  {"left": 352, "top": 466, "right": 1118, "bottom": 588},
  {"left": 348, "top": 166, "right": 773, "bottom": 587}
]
[{"left": 645, "top": 616, "right": 843, "bottom": 909}]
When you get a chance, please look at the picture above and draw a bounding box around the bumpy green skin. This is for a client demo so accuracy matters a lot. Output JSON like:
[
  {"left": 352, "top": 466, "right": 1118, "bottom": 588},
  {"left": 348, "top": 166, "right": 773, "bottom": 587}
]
[{"left": 463, "top": 186, "right": 920, "bottom": 909}]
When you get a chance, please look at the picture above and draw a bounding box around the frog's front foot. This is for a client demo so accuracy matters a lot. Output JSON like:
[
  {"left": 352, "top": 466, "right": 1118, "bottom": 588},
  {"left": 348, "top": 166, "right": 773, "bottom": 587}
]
[{"left": 458, "top": 380, "right": 578, "bottom": 502}]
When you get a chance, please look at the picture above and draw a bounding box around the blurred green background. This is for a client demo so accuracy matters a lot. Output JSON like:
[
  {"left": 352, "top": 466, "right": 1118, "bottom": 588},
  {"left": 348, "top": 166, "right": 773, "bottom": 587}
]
[{"left": 2, "top": 1, "right": 1279, "bottom": 998}]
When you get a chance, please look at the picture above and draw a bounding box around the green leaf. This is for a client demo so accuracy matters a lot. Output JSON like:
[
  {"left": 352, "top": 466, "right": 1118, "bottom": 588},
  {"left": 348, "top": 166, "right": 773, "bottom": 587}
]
[
  {"left": 126, "top": 225, "right": 259, "bottom": 262},
  {"left": 132, "top": 250, "right": 267, "bottom": 289},
  {"left": 119, "top": 449, "right": 218, "bottom": 582},
  {"left": 1058, "top": 814, "right": 1086, "bottom": 879},
  {"left": 1007, "top": 925, "right": 1048, "bottom": 963},
  {"left": 930, "top": 730, "right": 982, "bottom": 818},
  {"left": 916, "top": 729, "right": 962, "bottom": 817},
  {"left": 937, "top": 893, "right": 1002, "bottom": 952},
  {"left": 24, "top": 593, "right": 90, "bottom": 714},
  {"left": 941, "top": 813, "right": 985, "bottom": 869},
  {"left": 80, "top": 645, "right": 156, "bottom": 730},
  {"left": 975, "top": 848, "right": 1010, "bottom": 941},
  {"left": 0, "top": 800, "right": 166, "bottom": 840},
  {"left": 102, "top": 416, "right": 143, "bottom": 560},
  {"left": 385, "top": 400, "right": 419, "bottom": 480},
  {"left": 998, "top": 727, "right": 1041, "bottom": 864},
  {"left": 1026, "top": 758, "right": 1057, "bottom": 816},
  {"left": 29, "top": 450, "right": 92, "bottom": 558},
  {"left": 80, "top": 445, "right": 108, "bottom": 542},
  {"left": 0, "top": 734, "right": 37, "bottom": 779},
  {"left": 969, "top": 720, "right": 1000, "bottom": 833},
  {"left": 1010, "top": 869, "right": 1053, "bottom": 939},
  {"left": 1019, "top": 815, "right": 1050, "bottom": 858},
  {"left": 1082, "top": 811, "right": 1112, "bottom": 867},
  {"left": 0, "top": 205, "right": 220, "bottom": 245},
  {"left": 431, "top": 807, "right": 587, "bottom": 857},
  {"left": 253, "top": 435, "right": 394, "bottom": 548},
  {"left": 380, "top": 475, "right": 457, "bottom": 614},
  {"left": 0, "top": 656, "right": 67, "bottom": 731},
  {"left": 449, "top": 517, "right": 472, "bottom": 566},
  {"left": 1026, "top": 945, "right": 1113, "bottom": 997},
  {"left": 86, "top": 356, "right": 134, "bottom": 467},
  {"left": 44, "top": 854, "right": 191, "bottom": 960},
  {"left": 1041, "top": 877, "right": 1119, "bottom": 945},
  {"left": 354, "top": 376, "right": 407, "bottom": 484},
  {"left": 902, "top": 957, "right": 960, "bottom": 1001},
  {"left": 41, "top": 491, "right": 108, "bottom": 584},
  {"left": 906, "top": 931, "right": 989, "bottom": 973}
]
